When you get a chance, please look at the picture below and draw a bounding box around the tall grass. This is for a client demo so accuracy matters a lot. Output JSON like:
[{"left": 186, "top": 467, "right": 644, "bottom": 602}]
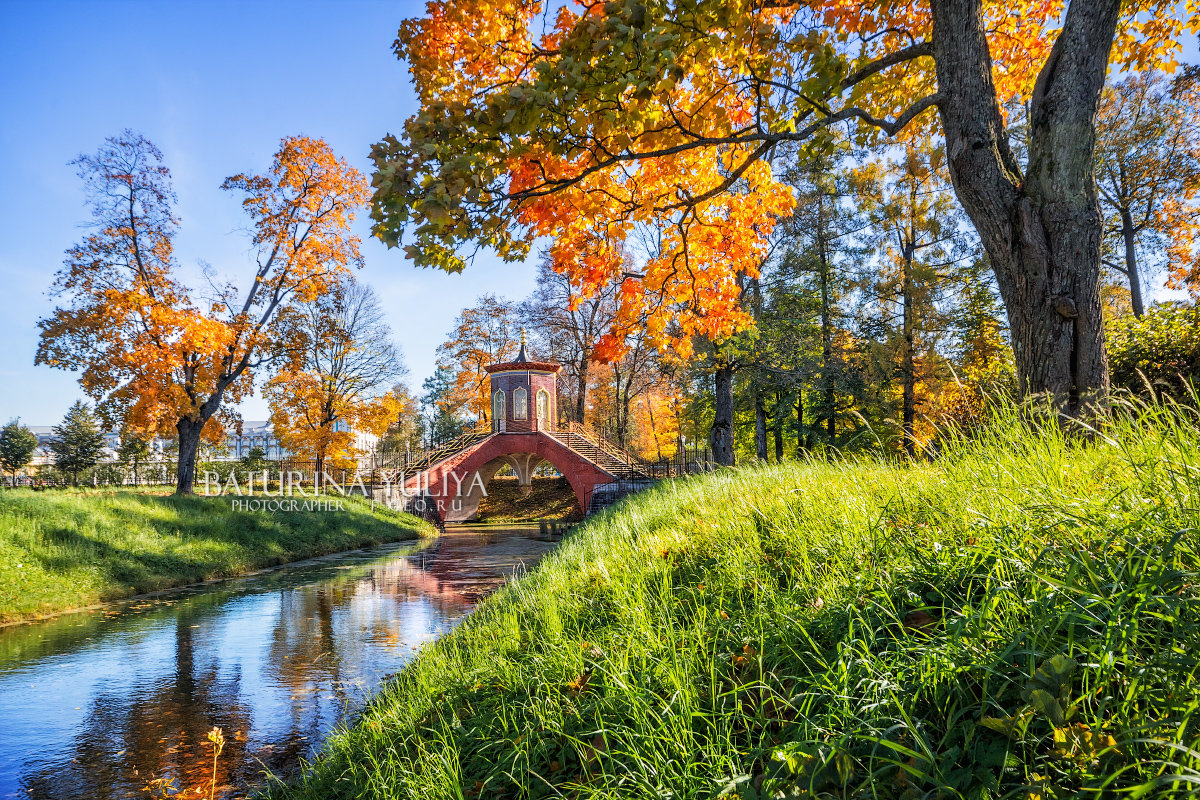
[
  {"left": 267, "top": 396, "right": 1200, "bottom": 799},
  {"left": 0, "top": 490, "right": 430, "bottom": 623}
]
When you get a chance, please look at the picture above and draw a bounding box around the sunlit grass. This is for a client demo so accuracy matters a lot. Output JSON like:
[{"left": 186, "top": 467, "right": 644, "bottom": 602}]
[
  {"left": 0, "top": 490, "right": 430, "bottom": 623},
  {"left": 268, "top": 395, "right": 1200, "bottom": 799}
]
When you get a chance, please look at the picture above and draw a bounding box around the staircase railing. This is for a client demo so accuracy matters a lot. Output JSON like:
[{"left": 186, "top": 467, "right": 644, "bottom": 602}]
[
  {"left": 380, "top": 423, "right": 494, "bottom": 483},
  {"left": 564, "top": 422, "right": 652, "bottom": 467},
  {"left": 551, "top": 422, "right": 649, "bottom": 479}
]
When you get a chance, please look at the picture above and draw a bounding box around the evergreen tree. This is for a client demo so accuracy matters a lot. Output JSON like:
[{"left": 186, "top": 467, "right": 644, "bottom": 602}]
[
  {"left": 117, "top": 429, "right": 152, "bottom": 485},
  {"left": 0, "top": 419, "right": 38, "bottom": 486},
  {"left": 420, "top": 366, "right": 468, "bottom": 447},
  {"left": 50, "top": 401, "right": 106, "bottom": 486}
]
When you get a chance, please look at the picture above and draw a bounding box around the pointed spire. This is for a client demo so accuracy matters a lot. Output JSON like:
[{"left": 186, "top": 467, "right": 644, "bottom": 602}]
[{"left": 515, "top": 327, "right": 528, "bottom": 363}]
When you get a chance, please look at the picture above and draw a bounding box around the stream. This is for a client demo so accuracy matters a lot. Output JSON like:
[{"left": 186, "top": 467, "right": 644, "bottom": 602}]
[{"left": 0, "top": 525, "right": 557, "bottom": 799}]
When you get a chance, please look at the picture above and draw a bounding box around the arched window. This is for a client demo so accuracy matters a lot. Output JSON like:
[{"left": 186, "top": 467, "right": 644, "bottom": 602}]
[
  {"left": 536, "top": 389, "right": 550, "bottom": 428},
  {"left": 513, "top": 386, "right": 528, "bottom": 420},
  {"left": 493, "top": 390, "right": 506, "bottom": 431}
]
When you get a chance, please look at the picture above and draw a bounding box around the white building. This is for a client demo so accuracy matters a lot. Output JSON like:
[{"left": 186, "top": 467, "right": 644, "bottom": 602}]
[{"left": 28, "top": 420, "right": 379, "bottom": 466}]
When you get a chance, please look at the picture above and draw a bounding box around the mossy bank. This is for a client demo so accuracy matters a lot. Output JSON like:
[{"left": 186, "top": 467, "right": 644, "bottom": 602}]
[
  {"left": 268, "top": 400, "right": 1200, "bottom": 799},
  {"left": 0, "top": 489, "right": 430, "bottom": 623}
]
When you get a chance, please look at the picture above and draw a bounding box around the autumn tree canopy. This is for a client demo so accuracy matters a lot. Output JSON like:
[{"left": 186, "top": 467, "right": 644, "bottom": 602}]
[
  {"left": 434, "top": 294, "right": 521, "bottom": 422},
  {"left": 266, "top": 280, "right": 408, "bottom": 476},
  {"left": 372, "top": 0, "right": 1195, "bottom": 414},
  {"left": 37, "top": 132, "right": 371, "bottom": 493}
]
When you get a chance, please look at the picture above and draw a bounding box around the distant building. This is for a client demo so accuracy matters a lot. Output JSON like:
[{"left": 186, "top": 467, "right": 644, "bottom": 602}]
[
  {"left": 226, "top": 420, "right": 286, "bottom": 460},
  {"left": 27, "top": 426, "right": 122, "bottom": 466},
  {"left": 28, "top": 420, "right": 380, "bottom": 466}
]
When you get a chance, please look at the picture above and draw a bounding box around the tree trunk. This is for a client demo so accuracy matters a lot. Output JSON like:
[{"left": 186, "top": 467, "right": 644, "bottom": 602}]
[
  {"left": 575, "top": 358, "right": 590, "bottom": 422},
  {"left": 816, "top": 195, "right": 836, "bottom": 442},
  {"left": 620, "top": 390, "right": 632, "bottom": 451},
  {"left": 646, "top": 390, "right": 663, "bottom": 461},
  {"left": 931, "top": 0, "right": 1117, "bottom": 414},
  {"left": 901, "top": 246, "right": 917, "bottom": 458},
  {"left": 710, "top": 364, "right": 735, "bottom": 466},
  {"left": 1120, "top": 208, "right": 1145, "bottom": 318},
  {"left": 175, "top": 417, "right": 205, "bottom": 495},
  {"left": 773, "top": 393, "right": 784, "bottom": 462},
  {"left": 754, "top": 394, "right": 768, "bottom": 462}
]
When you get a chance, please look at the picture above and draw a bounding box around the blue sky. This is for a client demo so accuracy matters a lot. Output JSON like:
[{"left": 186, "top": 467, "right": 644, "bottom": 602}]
[
  {"left": 0, "top": 3, "right": 1195, "bottom": 426},
  {"left": 0, "top": 0, "right": 539, "bottom": 424}
]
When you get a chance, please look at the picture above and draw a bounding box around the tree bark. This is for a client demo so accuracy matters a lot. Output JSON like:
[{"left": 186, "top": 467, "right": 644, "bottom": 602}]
[
  {"left": 795, "top": 397, "right": 806, "bottom": 454},
  {"left": 1119, "top": 208, "right": 1145, "bottom": 317},
  {"left": 575, "top": 361, "right": 589, "bottom": 423},
  {"left": 175, "top": 389, "right": 224, "bottom": 494},
  {"left": 710, "top": 364, "right": 735, "bottom": 466},
  {"left": 175, "top": 417, "right": 205, "bottom": 495},
  {"left": 931, "top": 0, "right": 1117, "bottom": 414},
  {"left": 754, "top": 394, "right": 768, "bottom": 462},
  {"left": 773, "top": 393, "right": 784, "bottom": 462},
  {"left": 816, "top": 195, "right": 837, "bottom": 441},
  {"left": 901, "top": 246, "right": 917, "bottom": 458}
]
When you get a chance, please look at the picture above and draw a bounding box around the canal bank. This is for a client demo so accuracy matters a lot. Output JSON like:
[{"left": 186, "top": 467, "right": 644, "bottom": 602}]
[
  {"left": 0, "top": 489, "right": 429, "bottom": 624},
  {"left": 0, "top": 525, "right": 557, "bottom": 799}
]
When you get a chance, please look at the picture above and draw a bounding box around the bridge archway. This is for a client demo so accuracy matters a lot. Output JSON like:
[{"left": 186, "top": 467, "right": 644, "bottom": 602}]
[{"left": 403, "top": 432, "right": 617, "bottom": 523}]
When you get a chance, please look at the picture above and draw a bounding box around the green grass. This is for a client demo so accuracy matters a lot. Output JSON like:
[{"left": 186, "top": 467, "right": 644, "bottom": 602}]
[
  {"left": 0, "top": 489, "right": 431, "bottom": 623},
  {"left": 265, "top": 398, "right": 1200, "bottom": 800}
]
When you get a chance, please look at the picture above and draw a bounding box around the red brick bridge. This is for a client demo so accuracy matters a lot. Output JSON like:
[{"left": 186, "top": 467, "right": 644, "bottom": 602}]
[{"left": 380, "top": 339, "right": 653, "bottom": 525}]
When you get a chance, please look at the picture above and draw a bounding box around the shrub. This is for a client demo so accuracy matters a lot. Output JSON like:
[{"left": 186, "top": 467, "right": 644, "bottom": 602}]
[{"left": 1107, "top": 302, "right": 1200, "bottom": 395}]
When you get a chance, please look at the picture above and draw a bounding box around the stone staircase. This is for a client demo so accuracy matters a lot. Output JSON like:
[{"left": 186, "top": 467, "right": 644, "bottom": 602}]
[
  {"left": 381, "top": 429, "right": 493, "bottom": 485},
  {"left": 549, "top": 423, "right": 650, "bottom": 480}
]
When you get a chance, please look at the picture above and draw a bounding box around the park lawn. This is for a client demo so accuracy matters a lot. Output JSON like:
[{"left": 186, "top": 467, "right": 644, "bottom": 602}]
[
  {"left": 0, "top": 489, "right": 431, "bottom": 623},
  {"left": 267, "top": 399, "right": 1200, "bottom": 800}
]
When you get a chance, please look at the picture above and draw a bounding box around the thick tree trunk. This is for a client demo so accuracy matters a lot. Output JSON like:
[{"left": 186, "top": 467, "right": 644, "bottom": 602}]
[
  {"left": 175, "top": 417, "right": 206, "bottom": 495},
  {"left": 1120, "top": 208, "right": 1145, "bottom": 317},
  {"left": 754, "top": 394, "right": 768, "bottom": 462},
  {"left": 710, "top": 365, "right": 735, "bottom": 466},
  {"left": 931, "top": 0, "right": 1117, "bottom": 414}
]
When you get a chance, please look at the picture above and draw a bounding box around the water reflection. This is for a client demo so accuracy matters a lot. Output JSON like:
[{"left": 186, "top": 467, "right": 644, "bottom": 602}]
[{"left": 0, "top": 527, "right": 554, "bottom": 799}]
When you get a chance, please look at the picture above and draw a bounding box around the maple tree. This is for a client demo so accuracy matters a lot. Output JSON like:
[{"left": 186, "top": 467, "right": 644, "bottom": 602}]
[
  {"left": 1095, "top": 71, "right": 1200, "bottom": 315},
  {"left": 266, "top": 280, "right": 408, "bottom": 476},
  {"left": 37, "top": 132, "right": 371, "bottom": 494},
  {"left": 373, "top": 0, "right": 1195, "bottom": 415},
  {"left": 434, "top": 294, "right": 521, "bottom": 422}
]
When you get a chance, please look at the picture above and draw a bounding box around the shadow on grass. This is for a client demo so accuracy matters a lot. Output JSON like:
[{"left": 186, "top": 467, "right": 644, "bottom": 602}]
[{"left": 1, "top": 490, "right": 426, "bottom": 618}]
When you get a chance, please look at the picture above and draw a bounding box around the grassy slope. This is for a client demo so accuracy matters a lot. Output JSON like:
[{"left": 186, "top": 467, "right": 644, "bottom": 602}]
[
  {"left": 271, "top": 404, "right": 1200, "bottom": 800},
  {"left": 0, "top": 489, "right": 430, "bottom": 623}
]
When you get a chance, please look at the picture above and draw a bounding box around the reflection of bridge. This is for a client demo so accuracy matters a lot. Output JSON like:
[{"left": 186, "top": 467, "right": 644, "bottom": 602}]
[{"left": 377, "top": 337, "right": 711, "bottom": 527}]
